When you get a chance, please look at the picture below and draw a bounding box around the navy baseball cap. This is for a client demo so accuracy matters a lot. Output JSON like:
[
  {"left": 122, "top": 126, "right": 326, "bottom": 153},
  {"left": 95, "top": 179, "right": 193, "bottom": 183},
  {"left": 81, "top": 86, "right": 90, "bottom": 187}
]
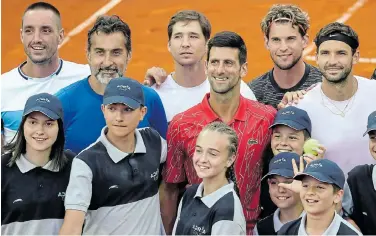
[
  {"left": 23, "top": 93, "right": 63, "bottom": 120},
  {"left": 262, "top": 152, "right": 305, "bottom": 181},
  {"left": 270, "top": 106, "right": 312, "bottom": 136},
  {"left": 103, "top": 77, "right": 144, "bottom": 109},
  {"left": 363, "top": 110, "right": 376, "bottom": 136},
  {"left": 294, "top": 159, "right": 345, "bottom": 189}
]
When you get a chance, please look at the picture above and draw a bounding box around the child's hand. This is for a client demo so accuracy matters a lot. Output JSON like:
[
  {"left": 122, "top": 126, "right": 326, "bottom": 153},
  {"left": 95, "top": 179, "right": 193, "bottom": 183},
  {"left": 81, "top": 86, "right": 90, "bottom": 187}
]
[{"left": 278, "top": 156, "right": 305, "bottom": 193}]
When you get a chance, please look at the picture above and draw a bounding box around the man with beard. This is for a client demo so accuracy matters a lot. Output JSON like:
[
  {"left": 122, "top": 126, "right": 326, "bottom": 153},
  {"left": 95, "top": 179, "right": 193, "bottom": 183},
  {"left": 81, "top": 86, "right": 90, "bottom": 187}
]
[
  {"left": 160, "top": 31, "right": 276, "bottom": 235},
  {"left": 56, "top": 15, "right": 167, "bottom": 154},
  {"left": 248, "top": 4, "right": 322, "bottom": 109},
  {"left": 295, "top": 22, "right": 376, "bottom": 176},
  {"left": 1, "top": 2, "right": 90, "bottom": 144}
]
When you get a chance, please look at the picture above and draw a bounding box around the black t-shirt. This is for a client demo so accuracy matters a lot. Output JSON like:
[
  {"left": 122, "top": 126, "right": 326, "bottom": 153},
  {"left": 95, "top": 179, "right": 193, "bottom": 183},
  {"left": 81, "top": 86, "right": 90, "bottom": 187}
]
[{"left": 248, "top": 63, "right": 322, "bottom": 108}]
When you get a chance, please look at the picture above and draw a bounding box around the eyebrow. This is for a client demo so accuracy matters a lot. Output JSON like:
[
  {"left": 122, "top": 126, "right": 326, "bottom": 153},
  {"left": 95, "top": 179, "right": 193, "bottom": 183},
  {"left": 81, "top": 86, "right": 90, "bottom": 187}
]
[{"left": 28, "top": 115, "right": 53, "bottom": 121}]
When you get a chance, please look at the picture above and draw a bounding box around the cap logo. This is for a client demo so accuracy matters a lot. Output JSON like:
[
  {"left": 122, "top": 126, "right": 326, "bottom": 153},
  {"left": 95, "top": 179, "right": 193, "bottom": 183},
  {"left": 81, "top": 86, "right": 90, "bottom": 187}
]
[
  {"left": 281, "top": 111, "right": 295, "bottom": 115},
  {"left": 308, "top": 163, "right": 323, "bottom": 168},
  {"left": 36, "top": 98, "right": 50, "bottom": 103},
  {"left": 117, "top": 85, "right": 131, "bottom": 91},
  {"left": 273, "top": 158, "right": 286, "bottom": 164},
  {"left": 329, "top": 34, "right": 336, "bottom": 37}
]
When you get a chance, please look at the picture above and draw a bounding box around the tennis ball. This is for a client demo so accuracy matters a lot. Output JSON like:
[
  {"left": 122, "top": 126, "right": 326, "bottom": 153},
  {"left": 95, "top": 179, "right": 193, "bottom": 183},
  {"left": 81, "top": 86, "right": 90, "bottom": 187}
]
[{"left": 303, "top": 139, "right": 320, "bottom": 156}]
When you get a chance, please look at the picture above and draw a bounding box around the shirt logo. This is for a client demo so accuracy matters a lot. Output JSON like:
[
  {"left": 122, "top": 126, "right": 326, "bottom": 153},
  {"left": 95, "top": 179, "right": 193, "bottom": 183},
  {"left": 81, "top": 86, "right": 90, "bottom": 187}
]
[
  {"left": 362, "top": 212, "right": 368, "bottom": 216},
  {"left": 13, "top": 199, "right": 23, "bottom": 203},
  {"left": 117, "top": 85, "right": 131, "bottom": 91},
  {"left": 36, "top": 98, "right": 50, "bottom": 103},
  {"left": 151, "top": 168, "right": 159, "bottom": 181},
  {"left": 109, "top": 185, "right": 119, "bottom": 189},
  {"left": 247, "top": 139, "right": 258, "bottom": 145},
  {"left": 192, "top": 225, "right": 206, "bottom": 235},
  {"left": 58, "top": 192, "right": 66, "bottom": 201}
]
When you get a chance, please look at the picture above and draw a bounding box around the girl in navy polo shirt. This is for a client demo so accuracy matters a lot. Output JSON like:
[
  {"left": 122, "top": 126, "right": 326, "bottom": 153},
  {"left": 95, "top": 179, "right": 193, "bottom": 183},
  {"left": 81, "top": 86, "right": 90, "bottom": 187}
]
[
  {"left": 173, "top": 122, "right": 246, "bottom": 235},
  {"left": 1, "top": 93, "right": 74, "bottom": 235}
]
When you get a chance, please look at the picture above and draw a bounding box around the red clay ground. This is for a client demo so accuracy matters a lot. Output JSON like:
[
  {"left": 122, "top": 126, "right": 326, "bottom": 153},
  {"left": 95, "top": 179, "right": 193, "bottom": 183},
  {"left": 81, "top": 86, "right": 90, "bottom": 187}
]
[{"left": 2, "top": 0, "right": 375, "bottom": 82}]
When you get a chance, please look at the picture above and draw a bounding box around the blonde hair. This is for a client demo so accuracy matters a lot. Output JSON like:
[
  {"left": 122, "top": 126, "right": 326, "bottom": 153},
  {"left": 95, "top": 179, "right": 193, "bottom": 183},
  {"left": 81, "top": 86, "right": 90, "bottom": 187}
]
[
  {"left": 261, "top": 4, "right": 310, "bottom": 38},
  {"left": 201, "top": 122, "right": 240, "bottom": 196}
]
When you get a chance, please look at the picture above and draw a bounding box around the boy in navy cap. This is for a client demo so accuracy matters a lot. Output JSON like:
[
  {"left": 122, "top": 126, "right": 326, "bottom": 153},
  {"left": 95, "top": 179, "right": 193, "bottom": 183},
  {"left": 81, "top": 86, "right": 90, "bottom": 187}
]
[
  {"left": 59, "top": 77, "right": 167, "bottom": 235},
  {"left": 254, "top": 152, "right": 305, "bottom": 235},
  {"left": 260, "top": 106, "right": 325, "bottom": 218},
  {"left": 343, "top": 110, "right": 376, "bottom": 234},
  {"left": 278, "top": 159, "right": 362, "bottom": 235}
]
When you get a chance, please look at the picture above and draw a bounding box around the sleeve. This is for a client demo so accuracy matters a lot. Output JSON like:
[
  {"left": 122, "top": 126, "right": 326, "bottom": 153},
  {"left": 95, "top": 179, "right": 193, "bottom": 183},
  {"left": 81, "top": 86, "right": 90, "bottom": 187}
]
[
  {"left": 161, "top": 118, "right": 187, "bottom": 183},
  {"left": 240, "top": 80, "right": 257, "bottom": 101},
  {"left": 64, "top": 158, "right": 93, "bottom": 212},
  {"left": 211, "top": 220, "right": 246, "bottom": 235},
  {"left": 252, "top": 224, "right": 259, "bottom": 235},
  {"left": 172, "top": 197, "right": 184, "bottom": 235},
  {"left": 147, "top": 89, "right": 168, "bottom": 139},
  {"left": 54, "top": 88, "right": 71, "bottom": 132},
  {"left": 342, "top": 181, "right": 354, "bottom": 216},
  {"left": 160, "top": 136, "right": 167, "bottom": 164}
]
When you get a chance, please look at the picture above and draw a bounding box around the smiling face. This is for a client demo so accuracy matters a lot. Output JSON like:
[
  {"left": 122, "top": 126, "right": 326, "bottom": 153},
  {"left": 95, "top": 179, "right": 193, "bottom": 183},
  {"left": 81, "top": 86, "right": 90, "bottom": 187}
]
[
  {"left": 21, "top": 9, "right": 63, "bottom": 65},
  {"left": 206, "top": 46, "right": 246, "bottom": 95},
  {"left": 168, "top": 20, "right": 207, "bottom": 66},
  {"left": 316, "top": 40, "right": 358, "bottom": 84},
  {"left": 87, "top": 32, "right": 130, "bottom": 85},
  {"left": 266, "top": 22, "right": 308, "bottom": 70},
  {"left": 23, "top": 111, "right": 59, "bottom": 153},
  {"left": 271, "top": 125, "right": 306, "bottom": 156},
  {"left": 102, "top": 103, "right": 146, "bottom": 139},
  {"left": 268, "top": 175, "right": 301, "bottom": 209},
  {"left": 300, "top": 176, "right": 343, "bottom": 216},
  {"left": 193, "top": 129, "right": 235, "bottom": 180}
]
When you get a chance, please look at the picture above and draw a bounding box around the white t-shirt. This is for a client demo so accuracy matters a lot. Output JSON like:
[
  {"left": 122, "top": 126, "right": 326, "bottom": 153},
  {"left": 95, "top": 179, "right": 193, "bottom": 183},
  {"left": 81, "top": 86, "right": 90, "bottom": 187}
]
[
  {"left": 152, "top": 74, "right": 257, "bottom": 121},
  {"left": 1, "top": 60, "right": 90, "bottom": 143},
  {"left": 296, "top": 76, "right": 376, "bottom": 175}
]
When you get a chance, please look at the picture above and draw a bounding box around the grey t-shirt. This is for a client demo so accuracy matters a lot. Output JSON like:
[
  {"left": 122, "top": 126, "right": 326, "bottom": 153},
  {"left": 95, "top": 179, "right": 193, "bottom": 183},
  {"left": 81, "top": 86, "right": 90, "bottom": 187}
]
[{"left": 248, "top": 63, "right": 322, "bottom": 108}]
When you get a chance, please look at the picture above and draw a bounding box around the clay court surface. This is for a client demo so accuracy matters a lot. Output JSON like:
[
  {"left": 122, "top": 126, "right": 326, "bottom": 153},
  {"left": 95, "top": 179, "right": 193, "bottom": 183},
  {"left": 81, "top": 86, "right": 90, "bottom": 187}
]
[{"left": 2, "top": 0, "right": 375, "bottom": 82}]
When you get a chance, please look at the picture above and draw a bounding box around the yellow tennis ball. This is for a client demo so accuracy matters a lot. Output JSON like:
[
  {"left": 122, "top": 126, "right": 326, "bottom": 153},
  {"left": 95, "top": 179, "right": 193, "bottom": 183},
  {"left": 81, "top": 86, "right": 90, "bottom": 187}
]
[{"left": 303, "top": 139, "right": 320, "bottom": 156}]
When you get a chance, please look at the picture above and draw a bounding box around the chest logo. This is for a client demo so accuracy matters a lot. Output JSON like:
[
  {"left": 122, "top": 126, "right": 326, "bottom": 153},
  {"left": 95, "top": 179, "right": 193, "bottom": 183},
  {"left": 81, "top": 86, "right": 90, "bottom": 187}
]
[
  {"left": 151, "top": 168, "right": 159, "bottom": 181},
  {"left": 248, "top": 139, "right": 258, "bottom": 145},
  {"left": 58, "top": 192, "right": 66, "bottom": 201},
  {"left": 109, "top": 185, "right": 119, "bottom": 189},
  {"left": 13, "top": 199, "right": 23, "bottom": 204},
  {"left": 192, "top": 225, "right": 206, "bottom": 235}
]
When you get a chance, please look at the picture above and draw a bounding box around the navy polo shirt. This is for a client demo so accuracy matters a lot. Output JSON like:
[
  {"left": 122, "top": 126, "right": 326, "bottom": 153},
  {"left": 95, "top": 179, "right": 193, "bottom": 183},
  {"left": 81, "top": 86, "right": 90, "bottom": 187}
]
[
  {"left": 1, "top": 152, "right": 73, "bottom": 235},
  {"left": 173, "top": 182, "right": 246, "bottom": 235},
  {"left": 64, "top": 127, "right": 167, "bottom": 235},
  {"left": 277, "top": 212, "right": 362, "bottom": 235}
]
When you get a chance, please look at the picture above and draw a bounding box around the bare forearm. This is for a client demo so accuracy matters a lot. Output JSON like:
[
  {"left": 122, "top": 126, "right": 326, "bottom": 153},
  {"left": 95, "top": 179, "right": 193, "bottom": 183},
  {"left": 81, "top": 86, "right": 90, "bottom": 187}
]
[
  {"left": 59, "top": 210, "right": 85, "bottom": 235},
  {"left": 160, "top": 182, "right": 179, "bottom": 235}
]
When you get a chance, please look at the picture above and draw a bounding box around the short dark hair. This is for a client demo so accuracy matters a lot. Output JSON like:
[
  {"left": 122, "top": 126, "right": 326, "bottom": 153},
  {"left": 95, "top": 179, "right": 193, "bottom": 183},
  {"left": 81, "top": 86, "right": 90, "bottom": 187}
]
[
  {"left": 167, "top": 10, "right": 211, "bottom": 41},
  {"left": 207, "top": 31, "right": 247, "bottom": 65},
  {"left": 23, "top": 2, "right": 61, "bottom": 28},
  {"left": 314, "top": 22, "right": 359, "bottom": 55},
  {"left": 87, "top": 15, "right": 131, "bottom": 54},
  {"left": 4, "top": 116, "right": 68, "bottom": 170},
  {"left": 332, "top": 184, "right": 341, "bottom": 193}
]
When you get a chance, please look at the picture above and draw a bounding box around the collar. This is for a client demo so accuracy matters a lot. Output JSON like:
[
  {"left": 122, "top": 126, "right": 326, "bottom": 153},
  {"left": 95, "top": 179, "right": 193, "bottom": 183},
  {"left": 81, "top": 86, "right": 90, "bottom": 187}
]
[
  {"left": 298, "top": 211, "right": 342, "bottom": 235},
  {"left": 18, "top": 59, "right": 63, "bottom": 80},
  {"left": 16, "top": 154, "right": 59, "bottom": 173},
  {"left": 200, "top": 93, "right": 247, "bottom": 123},
  {"left": 372, "top": 164, "right": 376, "bottom": 190},
  {"left": 98, "top": 127, "right": 147, "bottom": 163},
  {"left": 273, "top": 208, "right": 305, "bottom": 232},
  {"left": 194, "top": 182, "right": 235, "bottom": 208}
]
